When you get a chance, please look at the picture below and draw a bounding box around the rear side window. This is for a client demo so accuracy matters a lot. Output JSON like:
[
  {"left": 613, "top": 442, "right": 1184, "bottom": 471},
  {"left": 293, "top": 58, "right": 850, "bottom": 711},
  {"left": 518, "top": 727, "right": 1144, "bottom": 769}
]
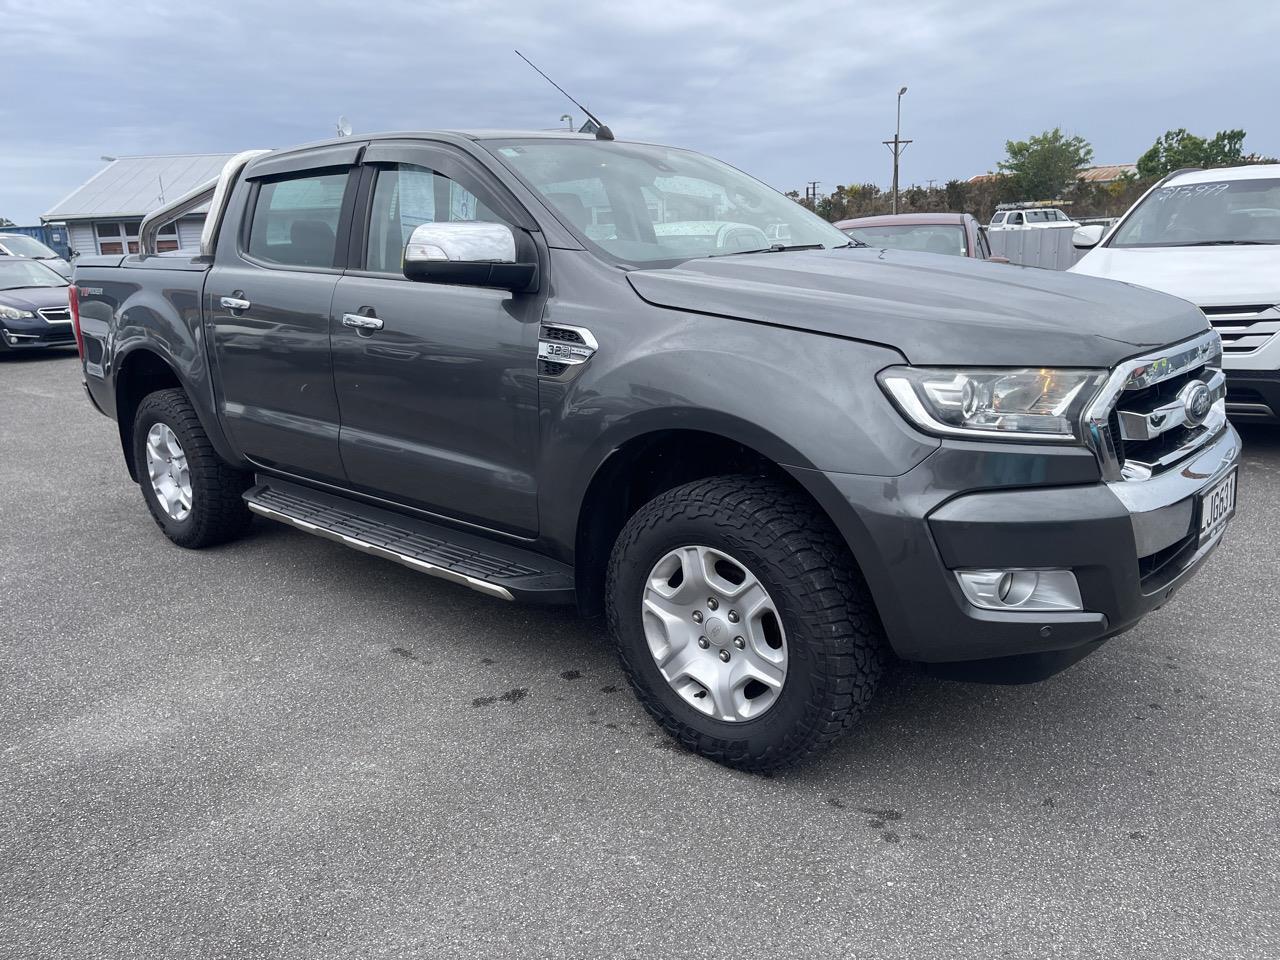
[
  {"left": 991, "top": 212, "right": 1006, "bottom": 224},
  {"left": 247, "top": 171, "right": 349, "bottom": 268}
]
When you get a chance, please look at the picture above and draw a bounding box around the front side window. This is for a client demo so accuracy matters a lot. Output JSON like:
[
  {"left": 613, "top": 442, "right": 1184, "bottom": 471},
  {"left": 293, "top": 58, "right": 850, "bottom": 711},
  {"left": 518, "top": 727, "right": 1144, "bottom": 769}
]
[
  {"left": 842, "top": 223, "right": 968, "bottom": 257},
  {"left": 487, "top": 139, "right": 849, "bottom": 266},
  {"left": 247, "top": 171, "right": 349, "bottom": 268},
  {"left": 991, "top": 212, "right": 1006, "bottom": 225},
  {"left": 1008, "top": 212, "right": 1024, "bottom": 226},
  {"left": 1110, "top": 177, "right": 1280, "bottom": 247},
  {"left": 365, "top": 163, "right": 501, "bottom": 273}
]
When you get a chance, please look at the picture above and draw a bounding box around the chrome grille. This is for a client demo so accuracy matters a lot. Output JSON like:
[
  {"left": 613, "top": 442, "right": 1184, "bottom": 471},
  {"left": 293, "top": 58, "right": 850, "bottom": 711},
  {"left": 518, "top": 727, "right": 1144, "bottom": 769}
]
[
  {"left": 1200, "top": 303, "right": 1279, "bottom": 356},
  {"left": 1086, "top": 330, "right": 1226, "bottom": 482},
  {"left": 37, "top": 307, "right": 71, "bottom": 323}
]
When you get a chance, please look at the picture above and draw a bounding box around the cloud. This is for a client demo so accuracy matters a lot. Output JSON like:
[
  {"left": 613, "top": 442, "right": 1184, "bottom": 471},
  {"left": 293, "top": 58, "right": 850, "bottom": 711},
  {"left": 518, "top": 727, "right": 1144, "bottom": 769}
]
[{"left": 1, "top": 0, "right": 1276, "bottom": 223}]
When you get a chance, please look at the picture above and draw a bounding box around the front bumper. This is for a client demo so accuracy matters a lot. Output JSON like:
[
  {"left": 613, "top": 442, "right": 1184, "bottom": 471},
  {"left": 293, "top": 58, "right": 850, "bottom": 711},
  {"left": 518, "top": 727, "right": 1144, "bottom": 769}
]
[
  {"left": 0, "top": 319, "right": 76, "bottom": 350},
  {"left": 1224, "top": 370, "right": 1280, "bottom": 423},
  {"left": 792, "top": 422, "right": 1241, "bottom": 678}
]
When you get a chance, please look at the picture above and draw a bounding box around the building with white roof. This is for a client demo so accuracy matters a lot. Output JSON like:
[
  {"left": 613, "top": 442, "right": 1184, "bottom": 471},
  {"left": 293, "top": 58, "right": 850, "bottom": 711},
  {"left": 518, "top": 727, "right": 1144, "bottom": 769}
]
[{"left": 41, "top": 153, "right": 235, "bottom": 257}]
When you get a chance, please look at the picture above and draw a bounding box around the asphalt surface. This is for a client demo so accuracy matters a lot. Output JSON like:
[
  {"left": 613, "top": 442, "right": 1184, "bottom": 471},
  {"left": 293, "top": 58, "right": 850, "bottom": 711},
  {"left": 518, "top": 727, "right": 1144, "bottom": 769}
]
[{"left": 1, "top": 349, "right": 1277, "bottom": 960}]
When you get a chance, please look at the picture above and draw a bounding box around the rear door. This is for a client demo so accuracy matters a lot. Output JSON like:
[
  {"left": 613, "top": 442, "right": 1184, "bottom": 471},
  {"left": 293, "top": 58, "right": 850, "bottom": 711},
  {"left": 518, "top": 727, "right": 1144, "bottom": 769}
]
[
  {"left": 207, "top": 143, "right": 363, "bottom": 483},
  {"left": 329, "top": 141, "right": 544, "bottom": 537}
]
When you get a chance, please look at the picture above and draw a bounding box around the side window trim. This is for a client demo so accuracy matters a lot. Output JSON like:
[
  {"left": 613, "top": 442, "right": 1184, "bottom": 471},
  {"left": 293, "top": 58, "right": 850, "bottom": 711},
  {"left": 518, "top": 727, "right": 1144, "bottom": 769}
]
[
  {"left": 349, "top": 144, "right": 539, "bottom": 278},
  {"left": 238, "top": 165, "right": 361, "bottom": 274},
  {"left": 361, "top": 142, "right": 537, "bottom": 233}
]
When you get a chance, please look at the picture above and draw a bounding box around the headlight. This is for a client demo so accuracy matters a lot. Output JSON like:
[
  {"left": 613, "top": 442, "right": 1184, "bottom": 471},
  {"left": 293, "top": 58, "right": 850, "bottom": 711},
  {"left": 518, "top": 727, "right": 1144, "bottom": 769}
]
[
  {"left": 878, "top": 366, "right": 1107, "bottom": 441},
  {"left": 0, "top": 305, "right": 35, "bottom": 320}
]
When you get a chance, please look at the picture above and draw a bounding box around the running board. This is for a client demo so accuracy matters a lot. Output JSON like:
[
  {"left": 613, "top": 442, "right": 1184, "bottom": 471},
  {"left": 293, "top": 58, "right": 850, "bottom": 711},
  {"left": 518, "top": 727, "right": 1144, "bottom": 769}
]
[{"left": 244, "top": 478, "right": 575, "bottom": 604}]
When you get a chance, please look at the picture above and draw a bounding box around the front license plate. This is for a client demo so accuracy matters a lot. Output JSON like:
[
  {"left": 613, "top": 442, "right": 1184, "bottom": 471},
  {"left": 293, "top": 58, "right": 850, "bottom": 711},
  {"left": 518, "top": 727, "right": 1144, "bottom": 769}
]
[{"left": 1198, "top": 469, "right": 1237, "bottom": 546}]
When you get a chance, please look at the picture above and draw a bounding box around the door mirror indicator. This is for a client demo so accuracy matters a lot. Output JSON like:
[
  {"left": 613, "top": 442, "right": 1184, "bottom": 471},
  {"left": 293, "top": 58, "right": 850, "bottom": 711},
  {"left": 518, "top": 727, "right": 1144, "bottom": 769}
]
[
  {"left": 1072, "top": 224, "right": 1105, "bottom": 249},
  {"left": 402, "top": 222, "right": 537, "bottom": 292}
]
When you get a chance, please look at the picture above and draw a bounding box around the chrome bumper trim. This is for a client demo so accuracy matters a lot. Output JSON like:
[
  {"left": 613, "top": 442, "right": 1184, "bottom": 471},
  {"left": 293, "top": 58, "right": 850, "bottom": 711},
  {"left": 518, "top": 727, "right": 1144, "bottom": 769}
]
[{"left": 1107, "top": 421, "right": 1241, "bottom": 557}]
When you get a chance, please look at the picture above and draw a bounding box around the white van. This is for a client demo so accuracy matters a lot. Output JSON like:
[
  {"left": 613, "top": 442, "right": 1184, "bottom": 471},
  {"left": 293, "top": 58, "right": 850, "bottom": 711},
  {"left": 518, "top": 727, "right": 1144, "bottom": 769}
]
[{"left": 1071, "top": 164, "right": 1280, "bottom": 422}]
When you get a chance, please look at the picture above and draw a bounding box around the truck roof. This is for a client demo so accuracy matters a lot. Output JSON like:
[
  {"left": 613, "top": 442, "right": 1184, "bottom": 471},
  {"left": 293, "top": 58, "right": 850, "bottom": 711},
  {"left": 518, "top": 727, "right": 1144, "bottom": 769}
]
[{"left": 260, "top": 129, "right": 610, "bottom": 160}]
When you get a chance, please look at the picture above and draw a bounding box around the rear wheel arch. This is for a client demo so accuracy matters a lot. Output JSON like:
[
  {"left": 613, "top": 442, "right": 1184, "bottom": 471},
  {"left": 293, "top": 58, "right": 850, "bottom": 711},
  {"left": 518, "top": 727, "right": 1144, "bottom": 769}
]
[{"left": 114, "top": 348, "right": 183, "bottom": 481}]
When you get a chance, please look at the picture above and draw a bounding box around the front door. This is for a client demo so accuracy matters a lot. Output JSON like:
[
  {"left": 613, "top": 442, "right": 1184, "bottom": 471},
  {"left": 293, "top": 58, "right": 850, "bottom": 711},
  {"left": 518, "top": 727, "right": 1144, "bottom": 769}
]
[
  {"left": 207, "top": 163, "right": 359, "bottom": 483},
  {"left": 329, "top": 144, "right": 542, "bottom": 537}
]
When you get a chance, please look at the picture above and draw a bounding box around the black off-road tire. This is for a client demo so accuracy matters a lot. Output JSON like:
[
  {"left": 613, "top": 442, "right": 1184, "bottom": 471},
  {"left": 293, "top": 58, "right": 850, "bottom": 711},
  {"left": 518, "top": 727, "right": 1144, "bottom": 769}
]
[
  {"left": 606, "top": 474, "right": 885, "bottom": 774},
  {"left": 132, "top": 389, "right": 253, "bottom": 549}
]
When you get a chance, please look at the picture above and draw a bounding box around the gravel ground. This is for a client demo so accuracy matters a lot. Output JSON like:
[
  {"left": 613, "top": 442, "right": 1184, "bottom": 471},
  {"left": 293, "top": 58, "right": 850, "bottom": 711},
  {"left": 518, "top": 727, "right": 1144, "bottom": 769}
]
[{"left": 2, "top": 350, "right": 1277, "bottom": 959}]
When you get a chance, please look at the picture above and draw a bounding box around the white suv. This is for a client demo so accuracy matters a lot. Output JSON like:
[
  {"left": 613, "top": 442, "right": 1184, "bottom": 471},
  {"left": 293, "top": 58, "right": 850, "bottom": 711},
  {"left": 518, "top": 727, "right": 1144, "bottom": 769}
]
[
  {"left": 1071, "top": 164, "right": 1280, "bottom": 423},
  {"left": 989, "top": 207, "right": 1078, "bottom": 231}
]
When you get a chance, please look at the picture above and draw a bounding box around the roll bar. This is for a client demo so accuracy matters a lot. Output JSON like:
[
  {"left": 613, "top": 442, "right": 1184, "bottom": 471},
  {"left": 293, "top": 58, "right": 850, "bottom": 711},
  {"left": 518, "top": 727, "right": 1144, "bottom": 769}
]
[{"left": 139, "top": 149, "right": 271, "bottom": 258}]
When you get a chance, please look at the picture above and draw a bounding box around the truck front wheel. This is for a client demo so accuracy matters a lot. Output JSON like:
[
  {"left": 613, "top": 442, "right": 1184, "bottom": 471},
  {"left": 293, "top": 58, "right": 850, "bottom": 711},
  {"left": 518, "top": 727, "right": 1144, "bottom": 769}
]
[
  {"left": 131, "top": 389, "right": 253, "bottom": 549},
  {"left": 606, "top": 475, "right": 885, "bottom": 773}
]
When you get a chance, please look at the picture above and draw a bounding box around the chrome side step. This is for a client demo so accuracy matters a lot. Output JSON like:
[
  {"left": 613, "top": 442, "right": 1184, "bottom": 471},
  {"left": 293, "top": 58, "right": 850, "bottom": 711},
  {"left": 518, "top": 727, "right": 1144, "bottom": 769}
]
[{"left": 244, "top": 478, "right": 576, "bottom": 604}]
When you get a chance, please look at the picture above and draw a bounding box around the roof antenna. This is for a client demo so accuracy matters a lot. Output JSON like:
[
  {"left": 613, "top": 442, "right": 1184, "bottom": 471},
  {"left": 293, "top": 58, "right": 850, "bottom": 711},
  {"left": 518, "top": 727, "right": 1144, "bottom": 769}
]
[{"left": 514, "top": 50, "right": 614, "bottom": 141}]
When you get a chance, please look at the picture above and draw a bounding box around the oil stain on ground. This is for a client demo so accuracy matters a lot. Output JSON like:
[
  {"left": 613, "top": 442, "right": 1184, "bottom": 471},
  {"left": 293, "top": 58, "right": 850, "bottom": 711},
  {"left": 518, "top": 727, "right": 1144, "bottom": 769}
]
[{"left": 472, "top": 687, "right": 529, "bottom": 707}]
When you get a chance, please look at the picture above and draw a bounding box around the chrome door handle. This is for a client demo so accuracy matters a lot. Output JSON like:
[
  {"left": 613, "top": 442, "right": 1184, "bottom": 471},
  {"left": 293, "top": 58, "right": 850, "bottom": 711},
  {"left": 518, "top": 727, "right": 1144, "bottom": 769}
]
[
  {"left": 342, "top": 313, "right": 383, "bottom": 331},
  {"left": 220, "top": 296, "right": 251, "bottom": 311}
]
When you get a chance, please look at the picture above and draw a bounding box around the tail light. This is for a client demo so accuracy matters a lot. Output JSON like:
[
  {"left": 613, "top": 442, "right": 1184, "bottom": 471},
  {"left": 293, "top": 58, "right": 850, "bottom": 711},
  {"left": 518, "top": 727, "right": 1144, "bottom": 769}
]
[{"left": 68, "top": 284, "right": 84, "bottom": 358}]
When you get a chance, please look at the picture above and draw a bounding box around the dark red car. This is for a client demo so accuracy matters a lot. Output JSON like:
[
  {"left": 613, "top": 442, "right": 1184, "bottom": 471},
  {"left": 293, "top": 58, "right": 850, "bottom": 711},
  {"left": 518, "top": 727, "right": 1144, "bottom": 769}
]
[{"left": 834, "top": 212, "right": 1007, "bottom": 262}]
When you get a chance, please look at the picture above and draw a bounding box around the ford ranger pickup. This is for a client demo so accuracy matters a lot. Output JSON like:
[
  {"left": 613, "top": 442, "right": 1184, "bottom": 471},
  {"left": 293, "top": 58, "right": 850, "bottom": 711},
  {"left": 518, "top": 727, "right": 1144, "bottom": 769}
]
[{"left": 69, "top": 130, "right": 1241, "bottom": 772}]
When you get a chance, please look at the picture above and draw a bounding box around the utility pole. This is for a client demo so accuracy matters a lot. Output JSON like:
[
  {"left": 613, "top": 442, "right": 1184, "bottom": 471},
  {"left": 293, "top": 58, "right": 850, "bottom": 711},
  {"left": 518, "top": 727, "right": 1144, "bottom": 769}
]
[
  {"left": 805, "top": 180, "right": 820, "bottom": 208},
  {"left": 882, "top": 86, "right": 911, "bottom": 214}
]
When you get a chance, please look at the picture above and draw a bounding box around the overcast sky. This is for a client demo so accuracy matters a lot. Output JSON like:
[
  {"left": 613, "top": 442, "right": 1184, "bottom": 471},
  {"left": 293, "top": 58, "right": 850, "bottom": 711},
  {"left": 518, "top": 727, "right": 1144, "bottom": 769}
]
[{"left": 1, "top": 0, "right": 1276, "bottom": 224}]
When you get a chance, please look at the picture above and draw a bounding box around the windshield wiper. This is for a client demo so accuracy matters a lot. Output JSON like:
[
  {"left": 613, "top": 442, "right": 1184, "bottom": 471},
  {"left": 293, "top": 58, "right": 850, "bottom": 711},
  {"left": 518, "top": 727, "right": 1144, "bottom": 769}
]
[
  {"left": 711, "top": 243, "right": 829, "bottom": 258},
  {"left": 1166, "top": 239, "right": 1278, "bottom": 246}
]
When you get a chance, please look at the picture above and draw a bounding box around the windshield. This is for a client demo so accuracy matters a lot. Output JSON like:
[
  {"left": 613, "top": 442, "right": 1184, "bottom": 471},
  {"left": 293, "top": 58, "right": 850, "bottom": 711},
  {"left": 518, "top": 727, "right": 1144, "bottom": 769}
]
[
  {"left": 1110, "top": 177, "right": 1280, "bottom": 247},
  {"left": 486, "top": 139, "right": 850, "bottom": 265},
  {"left": 842, "top": 223, "right": 967, "bottom": 257},
  {"left": 0, "top": 258, "right": 68, "bottom": 289},
  {"left": 0, "top": 235, "right": 59, "bottom": 259}
]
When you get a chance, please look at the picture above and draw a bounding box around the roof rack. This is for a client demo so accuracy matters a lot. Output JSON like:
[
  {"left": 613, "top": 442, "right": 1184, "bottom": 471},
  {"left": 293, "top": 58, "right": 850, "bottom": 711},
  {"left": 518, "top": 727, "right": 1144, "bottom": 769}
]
[
  {"left": 138, "top": 150, "right": 270, "bottom": 258},
  {"left": 995, "top": 200, "right": 1073, "bottom": 210}
]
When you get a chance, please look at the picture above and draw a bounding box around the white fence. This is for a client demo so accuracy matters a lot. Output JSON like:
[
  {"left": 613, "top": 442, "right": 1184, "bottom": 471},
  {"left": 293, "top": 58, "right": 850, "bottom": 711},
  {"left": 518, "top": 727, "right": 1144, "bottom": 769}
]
[{"left": 987, "top": 227, "right": 1085, "bottom": 270}]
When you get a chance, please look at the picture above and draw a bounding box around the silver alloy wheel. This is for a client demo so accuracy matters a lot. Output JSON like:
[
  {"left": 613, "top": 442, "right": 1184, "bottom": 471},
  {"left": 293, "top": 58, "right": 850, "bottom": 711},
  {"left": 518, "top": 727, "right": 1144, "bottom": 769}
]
[
  {"left": 145, "top": 423, "right": 193, "bottom": 521},
  {"left": 641, "top": 545, "right": 788, "bottom": 722}
]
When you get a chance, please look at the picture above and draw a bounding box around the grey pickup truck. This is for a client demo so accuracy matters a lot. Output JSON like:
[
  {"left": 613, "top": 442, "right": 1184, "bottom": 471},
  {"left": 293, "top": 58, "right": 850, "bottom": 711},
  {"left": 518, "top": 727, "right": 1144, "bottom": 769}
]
[{"left": 71, "top": 130, "right": 1240, "bottom": 772}]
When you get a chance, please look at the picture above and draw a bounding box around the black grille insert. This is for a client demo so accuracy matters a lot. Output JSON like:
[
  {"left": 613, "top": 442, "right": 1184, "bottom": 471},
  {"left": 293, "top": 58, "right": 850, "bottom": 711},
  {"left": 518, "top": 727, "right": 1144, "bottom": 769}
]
[{"left": 541, "top": 326, "right": 584, "bottom": 345}]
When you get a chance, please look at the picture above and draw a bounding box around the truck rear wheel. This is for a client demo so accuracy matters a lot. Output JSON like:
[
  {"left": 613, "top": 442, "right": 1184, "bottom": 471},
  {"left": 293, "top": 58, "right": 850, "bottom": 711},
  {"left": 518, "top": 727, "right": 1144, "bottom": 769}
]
[
  {"left": 131, "top": 389, "right": 253, "bottom": 548},
  {"left": 606, "top": 475, "right": 884, "bottom": 774}
]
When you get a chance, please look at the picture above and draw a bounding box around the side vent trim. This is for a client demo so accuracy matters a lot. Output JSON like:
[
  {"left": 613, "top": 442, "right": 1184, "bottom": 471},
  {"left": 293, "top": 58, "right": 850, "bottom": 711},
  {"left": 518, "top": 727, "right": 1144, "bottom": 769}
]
[{"left": 537, "top": 323, "right": 598, "bottom": 381}]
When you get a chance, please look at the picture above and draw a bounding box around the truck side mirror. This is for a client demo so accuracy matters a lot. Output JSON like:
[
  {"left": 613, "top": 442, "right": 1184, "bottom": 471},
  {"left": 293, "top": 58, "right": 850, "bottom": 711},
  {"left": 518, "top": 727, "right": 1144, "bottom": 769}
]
[
  {"left": 403, "top": 222, "right": 538, "bottom": 293},
  {"left": 1072, "top": 224, "right": 1105, "bottom": 249}
]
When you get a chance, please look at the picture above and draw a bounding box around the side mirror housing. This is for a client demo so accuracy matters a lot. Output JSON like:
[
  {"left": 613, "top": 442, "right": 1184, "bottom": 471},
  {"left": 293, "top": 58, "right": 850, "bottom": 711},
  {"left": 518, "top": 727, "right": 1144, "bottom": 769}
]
[
  {"left": 403, "top": 222, "right": 538, "bottom": 292},
  {"left": 1072, "top": 224, "right": 1105, "bottom": 249}
]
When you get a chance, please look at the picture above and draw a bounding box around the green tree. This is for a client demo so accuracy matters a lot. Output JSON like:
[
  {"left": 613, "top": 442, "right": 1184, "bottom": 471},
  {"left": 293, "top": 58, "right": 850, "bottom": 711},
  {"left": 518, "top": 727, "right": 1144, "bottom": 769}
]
[
  {"left": 1136, "top": 128, "right": 1248, "bottom": 178},
  {"left": 997, "top": 128, "right": 1094, "bottom": 201}
]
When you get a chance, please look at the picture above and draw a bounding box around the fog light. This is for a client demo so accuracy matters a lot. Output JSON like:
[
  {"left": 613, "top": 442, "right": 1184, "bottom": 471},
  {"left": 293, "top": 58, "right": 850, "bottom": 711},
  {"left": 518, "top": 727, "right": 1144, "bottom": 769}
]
[{"left": 955, "top": 569, "right": 1083, "bottom": 612}]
